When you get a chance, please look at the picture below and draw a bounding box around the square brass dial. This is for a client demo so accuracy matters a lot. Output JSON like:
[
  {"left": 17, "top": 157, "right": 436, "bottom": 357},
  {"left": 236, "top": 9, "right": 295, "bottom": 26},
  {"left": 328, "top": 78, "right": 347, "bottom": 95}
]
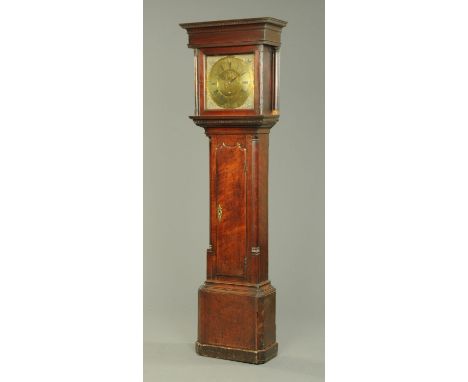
[{"left": 205, "top": 54, "right": 254, "bottom": 110}]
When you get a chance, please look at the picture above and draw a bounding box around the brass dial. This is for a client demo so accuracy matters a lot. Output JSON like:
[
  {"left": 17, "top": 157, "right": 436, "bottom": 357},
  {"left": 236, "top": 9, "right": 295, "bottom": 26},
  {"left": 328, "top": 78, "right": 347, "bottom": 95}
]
[{"left": 207, "top": 55, "right": 254, "bottom": 109}]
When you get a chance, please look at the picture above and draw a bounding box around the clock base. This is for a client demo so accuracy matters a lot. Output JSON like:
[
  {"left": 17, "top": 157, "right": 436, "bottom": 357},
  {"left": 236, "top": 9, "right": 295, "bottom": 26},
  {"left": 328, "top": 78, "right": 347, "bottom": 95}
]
[
  {"left": 197, "top": 281, "right": 277, "bottom": 364},
  {"left": 195, "top": 341, "right": 278, "bottom": 364}
]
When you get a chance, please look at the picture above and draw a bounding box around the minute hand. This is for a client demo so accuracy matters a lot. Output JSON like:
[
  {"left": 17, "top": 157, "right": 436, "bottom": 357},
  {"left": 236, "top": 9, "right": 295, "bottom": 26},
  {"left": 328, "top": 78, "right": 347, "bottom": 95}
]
[{"left": 229, "top": 72, "right": 247, "bottom": 83}]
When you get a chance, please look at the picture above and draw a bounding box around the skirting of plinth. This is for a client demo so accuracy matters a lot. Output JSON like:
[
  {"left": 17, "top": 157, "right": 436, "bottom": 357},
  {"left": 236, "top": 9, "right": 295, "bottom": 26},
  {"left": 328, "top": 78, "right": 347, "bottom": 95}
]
[{"left": 195, "top": 341, "right": 278, "bottom": 364}]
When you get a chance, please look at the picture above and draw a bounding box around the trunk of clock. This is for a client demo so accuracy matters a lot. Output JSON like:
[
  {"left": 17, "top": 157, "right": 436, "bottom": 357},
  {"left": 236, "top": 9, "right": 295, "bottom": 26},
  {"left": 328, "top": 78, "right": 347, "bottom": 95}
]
[
  {"left": 214, "top": 134, "right": 247, "bottom": 277},
  {"left": 197, "top": 126, "right": 277, "bottom": 364}
]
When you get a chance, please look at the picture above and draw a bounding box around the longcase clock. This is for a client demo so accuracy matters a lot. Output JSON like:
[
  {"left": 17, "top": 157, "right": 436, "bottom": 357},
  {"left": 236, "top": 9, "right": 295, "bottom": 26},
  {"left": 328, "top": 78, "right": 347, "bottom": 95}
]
[{"left": 180, "top": 17, "right": 287, "bottom": 364}]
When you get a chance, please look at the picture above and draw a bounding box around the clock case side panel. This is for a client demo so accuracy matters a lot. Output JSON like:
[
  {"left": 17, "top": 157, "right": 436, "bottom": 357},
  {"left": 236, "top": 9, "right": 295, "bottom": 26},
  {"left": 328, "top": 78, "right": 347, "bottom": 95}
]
[
  {"left": 245, "top": 132, "right": 270, "bottom": 284},
  {"left": 196, "top": 45, "right": 277, "bottom": 117},
  {"left": 257, "top": 133, "right": 270, "bottom": 282},
  {"left": 258, "top": 45, "right": 274, "bottom": 116}
]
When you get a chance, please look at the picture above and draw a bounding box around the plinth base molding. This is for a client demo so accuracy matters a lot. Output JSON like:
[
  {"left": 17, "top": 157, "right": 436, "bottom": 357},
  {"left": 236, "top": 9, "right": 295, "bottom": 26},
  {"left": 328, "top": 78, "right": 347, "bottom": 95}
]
[{"left": 195, "top": 341, "right": 278, "bottom": 364}]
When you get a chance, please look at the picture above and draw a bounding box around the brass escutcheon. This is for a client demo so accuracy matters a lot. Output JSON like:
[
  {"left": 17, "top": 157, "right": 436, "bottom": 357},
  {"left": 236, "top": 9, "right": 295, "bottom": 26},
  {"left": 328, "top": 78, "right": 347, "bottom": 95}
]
[{"left": 217, "top": 204, "right": 223, "bottom": 222}]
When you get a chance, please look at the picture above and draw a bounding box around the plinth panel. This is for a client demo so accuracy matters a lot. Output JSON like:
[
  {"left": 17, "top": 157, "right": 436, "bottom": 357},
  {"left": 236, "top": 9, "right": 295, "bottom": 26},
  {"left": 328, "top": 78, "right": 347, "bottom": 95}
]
[{"left": 197, "top": 281, "right": 277, "bottom": 364}]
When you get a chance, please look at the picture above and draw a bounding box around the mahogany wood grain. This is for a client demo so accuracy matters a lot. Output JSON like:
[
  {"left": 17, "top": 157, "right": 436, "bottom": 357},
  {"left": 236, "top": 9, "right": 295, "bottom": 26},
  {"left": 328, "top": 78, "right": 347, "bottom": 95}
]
[{"left": 215, "top": 136, "right": 247, "bottom": 277}]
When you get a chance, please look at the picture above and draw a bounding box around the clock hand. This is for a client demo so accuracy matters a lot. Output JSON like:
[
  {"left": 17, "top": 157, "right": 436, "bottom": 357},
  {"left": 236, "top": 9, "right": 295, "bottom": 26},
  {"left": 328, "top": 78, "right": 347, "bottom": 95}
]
[
  {"left": 234, "top": 72, "right": 248, "bottom": 82},
  {"left": 228, "top": 72, "right": 244, "bottom": 83}
]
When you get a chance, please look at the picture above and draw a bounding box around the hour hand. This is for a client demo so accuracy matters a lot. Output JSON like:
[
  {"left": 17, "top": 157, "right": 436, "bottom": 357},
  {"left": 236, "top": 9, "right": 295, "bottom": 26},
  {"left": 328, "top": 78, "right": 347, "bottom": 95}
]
[{"left": 229, "top": 75, "right": 238, "bottom": 83}]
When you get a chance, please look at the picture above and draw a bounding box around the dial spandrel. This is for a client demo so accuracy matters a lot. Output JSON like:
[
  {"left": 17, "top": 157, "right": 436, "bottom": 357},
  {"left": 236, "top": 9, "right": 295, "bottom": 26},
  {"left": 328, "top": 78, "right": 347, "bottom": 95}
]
[{"left": 205, "top": 54, "right": 254, "bottom": 110}]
